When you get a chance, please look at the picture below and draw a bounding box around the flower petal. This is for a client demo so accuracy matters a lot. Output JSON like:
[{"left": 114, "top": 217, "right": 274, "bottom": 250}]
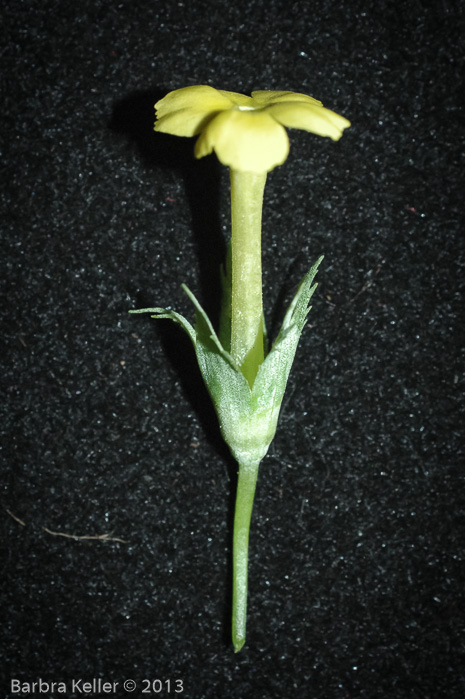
[
  {"left": 266, "top": 102, "right": 351, "bottom": 141},
  {"left": 154, "top": 85, "right": 234, "bottom": 137},
  {"left": 251, "top": 90, "right": 323, "bottom": 107},
  {"left": 217, "top": 89, "right": 254, "bottom": 107},
  {"left": 194, "top": 109, "right": 289, "bottom": 173}
]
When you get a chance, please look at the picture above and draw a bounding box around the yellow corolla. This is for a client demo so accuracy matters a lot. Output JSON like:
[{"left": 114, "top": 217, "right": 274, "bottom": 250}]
[{"left": 154, "top": 85, "right": 350, "bottom": 173}]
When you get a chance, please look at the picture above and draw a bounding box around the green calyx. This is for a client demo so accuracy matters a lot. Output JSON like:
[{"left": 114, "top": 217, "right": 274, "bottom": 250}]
[{"left": 130, "top": 255, "right": 323, "bottom": 467}]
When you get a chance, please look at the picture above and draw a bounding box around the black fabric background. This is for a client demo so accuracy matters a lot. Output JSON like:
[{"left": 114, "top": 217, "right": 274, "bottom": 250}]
[{"left": 2, "top": 1, "right": 464, "bottom": 697}]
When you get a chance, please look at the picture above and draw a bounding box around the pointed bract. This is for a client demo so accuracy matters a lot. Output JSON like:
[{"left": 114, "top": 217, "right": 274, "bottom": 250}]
[{"left": 131, "top": 258, "right": 322, "bottom": 466}]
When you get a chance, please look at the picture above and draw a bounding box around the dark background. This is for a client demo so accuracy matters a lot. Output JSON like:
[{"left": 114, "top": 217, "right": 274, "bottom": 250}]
[{"left": 2, "top": 1, "right": 464, "bottom": 697}]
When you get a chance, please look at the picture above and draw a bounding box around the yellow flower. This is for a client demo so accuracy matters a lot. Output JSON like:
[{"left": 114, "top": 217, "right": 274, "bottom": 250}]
[{"left": 154, "top": 85, "right": 351, "bottom": 173}]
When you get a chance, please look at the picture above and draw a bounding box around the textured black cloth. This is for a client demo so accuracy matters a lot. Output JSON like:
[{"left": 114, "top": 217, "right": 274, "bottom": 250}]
[{"left": 2, "top": 1, "right": 464, "bottom": 697}]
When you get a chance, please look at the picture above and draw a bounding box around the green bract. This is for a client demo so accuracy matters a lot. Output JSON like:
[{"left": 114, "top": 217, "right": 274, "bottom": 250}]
[{"left": 131, "top": 257, "right": 323, "bottom": 467}]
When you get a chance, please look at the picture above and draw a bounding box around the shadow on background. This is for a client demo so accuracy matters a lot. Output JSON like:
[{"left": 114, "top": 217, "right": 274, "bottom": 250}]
[
  {"left": 109, "top": 90, "right": 238, "bottom": 570},
  {"left": 109, "top": 88, "right": 225, "bottom": 321}
]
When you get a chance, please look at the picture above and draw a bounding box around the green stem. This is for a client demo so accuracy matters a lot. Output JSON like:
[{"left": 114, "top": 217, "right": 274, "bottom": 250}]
[
  {"left": 232, "top": 460, "right": 260, "bottom": 653},
  {"left": 230, "top": 169, "right": 267, "bottom": 387}
]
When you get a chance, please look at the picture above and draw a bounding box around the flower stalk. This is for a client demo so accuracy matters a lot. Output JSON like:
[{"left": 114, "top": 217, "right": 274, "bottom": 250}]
[
  {"left": 232, "top": 459, "right": 260, "bottom": 652},
  {"left": 229, "top": 168, "right": 267, "bottom": 650},
  {"left": 230, "top": 169, "right": 267, "bottom": 386}
]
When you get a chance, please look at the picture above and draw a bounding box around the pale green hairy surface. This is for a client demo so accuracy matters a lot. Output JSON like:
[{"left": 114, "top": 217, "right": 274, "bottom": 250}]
[{"left": 130, "top": 255, "right": 322, "bottom": 468}]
